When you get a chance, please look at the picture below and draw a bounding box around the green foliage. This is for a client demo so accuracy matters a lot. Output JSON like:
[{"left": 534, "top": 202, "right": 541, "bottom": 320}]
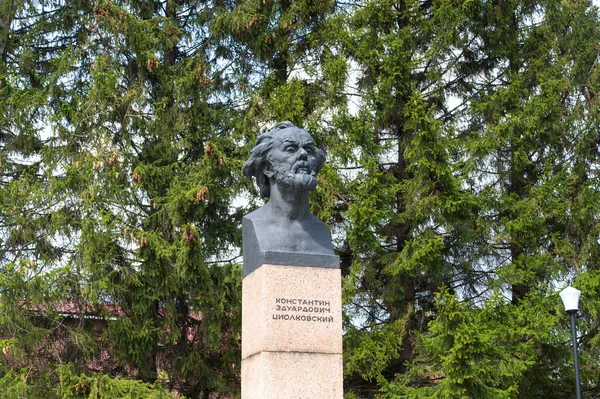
[
  {"left": 378, "top": 289, "right": 567, "bottom": 399},
  {"left": 55, "top": 365, "right": 177, "bottom": 399},
  {"left": 2, "top": 0, "right": 243, "bottom": 397},
  {"left": 317, "top": 0, "right": 600, "bottom": 398},
  {"left": 1, "top": 0, "right": 600, "bottom": 398},
  {"left": 0, "top": 365, "right": 178, "bottom": 399}
]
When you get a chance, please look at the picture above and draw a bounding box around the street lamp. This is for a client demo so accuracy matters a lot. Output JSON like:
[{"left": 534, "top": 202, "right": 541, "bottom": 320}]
[{"left": 560, "top": 286, "right": 582, "bottom": 399}]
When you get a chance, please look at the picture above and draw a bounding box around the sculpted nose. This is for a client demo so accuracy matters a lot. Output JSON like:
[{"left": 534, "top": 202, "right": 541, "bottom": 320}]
[{"left": 298, "top": 148, "right": 308, "bottom": 160}]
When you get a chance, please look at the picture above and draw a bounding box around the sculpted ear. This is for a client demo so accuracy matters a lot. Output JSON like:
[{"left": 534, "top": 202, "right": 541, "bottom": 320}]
[{"left": 263, "top": 161, "right": 275, "bottom": 178}]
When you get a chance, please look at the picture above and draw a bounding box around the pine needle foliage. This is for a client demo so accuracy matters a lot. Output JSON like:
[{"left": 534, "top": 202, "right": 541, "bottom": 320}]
[{"left": 1, "top": 0, "right": 600, "bottom": 398}]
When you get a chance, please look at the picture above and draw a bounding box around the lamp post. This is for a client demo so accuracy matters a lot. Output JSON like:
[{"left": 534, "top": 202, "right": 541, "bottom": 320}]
[{"left": 560, "top": 286, "right": 582, "bottom": 399}]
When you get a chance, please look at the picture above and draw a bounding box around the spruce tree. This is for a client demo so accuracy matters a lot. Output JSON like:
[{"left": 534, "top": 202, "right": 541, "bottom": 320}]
[
  {"left": 324, "top": 0, "right": 600, "bottom": 398},
  {"left": 1, "top": 1, "right": 244, "bottom": 397}
]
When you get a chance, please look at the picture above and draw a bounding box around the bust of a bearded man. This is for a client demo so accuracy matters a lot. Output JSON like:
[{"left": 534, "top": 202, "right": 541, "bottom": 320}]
[{"left": 241, "top": 121, "right": 338, "bottom": 277}]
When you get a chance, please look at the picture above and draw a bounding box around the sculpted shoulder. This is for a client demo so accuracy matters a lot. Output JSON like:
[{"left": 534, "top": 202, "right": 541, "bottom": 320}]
[
  {"left": 243, "top": 206, "right": 334, "bottom": 255},
  {"left": 243, "top": 206, "right": 271, "bottom": 224}
]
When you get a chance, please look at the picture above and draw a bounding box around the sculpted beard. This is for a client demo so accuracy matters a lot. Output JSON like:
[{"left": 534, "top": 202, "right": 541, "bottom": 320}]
[{"left": 273, "top": 162, "right": 317, "bottom": 192}]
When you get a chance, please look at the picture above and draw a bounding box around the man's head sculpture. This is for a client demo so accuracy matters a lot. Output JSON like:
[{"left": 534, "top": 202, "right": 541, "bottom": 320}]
[
  {"left": 240, "top": 122, "right": 337, "bottom": 276},
  {"left": 242, "top": 121, "right": 326, "bottom": 198}
]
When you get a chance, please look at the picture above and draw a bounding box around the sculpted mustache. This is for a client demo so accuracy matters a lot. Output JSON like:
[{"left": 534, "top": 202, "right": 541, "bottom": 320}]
[{"left": 292, "top": 162, "right": 315, "bottom": 175}]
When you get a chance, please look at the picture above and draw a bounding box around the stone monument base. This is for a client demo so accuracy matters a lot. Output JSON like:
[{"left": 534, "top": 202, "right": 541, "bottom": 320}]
[
  {"left": 242, "top": 352, "right": 342, "bottom": 399},
  {"left": 241, "top": 264, "right": 343, "bottom": 399}
]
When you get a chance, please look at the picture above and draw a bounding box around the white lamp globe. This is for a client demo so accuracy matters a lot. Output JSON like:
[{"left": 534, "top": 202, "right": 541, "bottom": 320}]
[{"left": 560, "top": 286, "right": 581, "bottom": 313}]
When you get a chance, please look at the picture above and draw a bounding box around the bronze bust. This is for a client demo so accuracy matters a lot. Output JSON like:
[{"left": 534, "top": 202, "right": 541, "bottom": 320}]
[{"left": 241, "top": 121, "right": 338, "bottom": 276}]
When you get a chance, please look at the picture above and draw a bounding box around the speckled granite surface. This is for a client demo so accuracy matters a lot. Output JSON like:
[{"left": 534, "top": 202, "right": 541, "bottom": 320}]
[{"left": 242, "top": 264, "right": 343, "bottom": 399}]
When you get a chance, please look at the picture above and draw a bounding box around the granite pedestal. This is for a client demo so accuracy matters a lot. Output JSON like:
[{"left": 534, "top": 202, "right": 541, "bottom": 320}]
[{"left": 241, "top": 263, "right": 343, "bottom": 399}]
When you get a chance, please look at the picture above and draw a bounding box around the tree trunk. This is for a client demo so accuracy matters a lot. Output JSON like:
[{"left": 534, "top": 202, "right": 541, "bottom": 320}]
[{"left": 0, "top": 0, "right": 17, "bottom": 89}]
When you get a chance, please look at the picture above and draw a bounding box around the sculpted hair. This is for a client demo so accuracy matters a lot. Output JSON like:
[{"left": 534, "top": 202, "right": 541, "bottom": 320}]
[{"left": 242, "top": 121, "right": 326, "bottom": 198}]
